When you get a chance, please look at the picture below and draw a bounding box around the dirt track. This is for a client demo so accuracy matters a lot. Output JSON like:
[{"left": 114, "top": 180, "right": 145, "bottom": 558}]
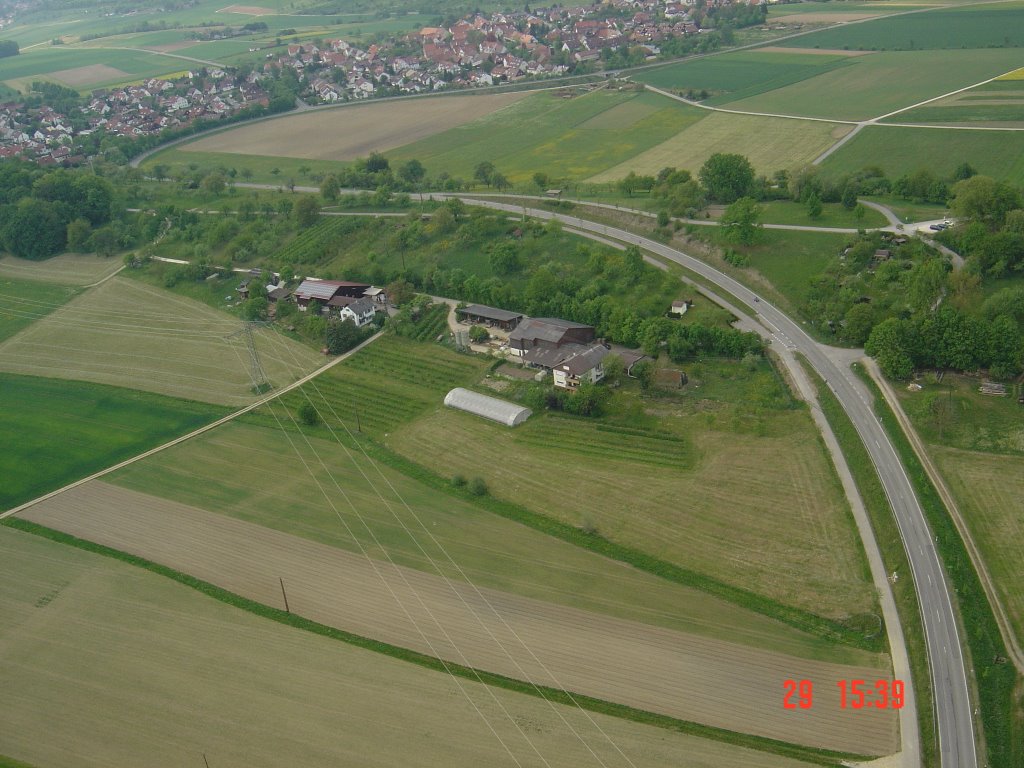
[{"left": 22, "top": 482, "right": 898, "bottom": 755}]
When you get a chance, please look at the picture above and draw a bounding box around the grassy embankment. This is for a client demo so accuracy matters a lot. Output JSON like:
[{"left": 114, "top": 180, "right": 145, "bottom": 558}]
[
  {"left": 854, "top": 368, "right": 1023, "bottom": 768},
  {"left": 800, "top": 358, "right": 938, "bottom": 768}
]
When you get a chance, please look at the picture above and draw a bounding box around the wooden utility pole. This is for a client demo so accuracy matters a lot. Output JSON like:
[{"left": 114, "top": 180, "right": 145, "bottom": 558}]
[{"left": 279, "top": 577, "right": 290, "bottom": 613}]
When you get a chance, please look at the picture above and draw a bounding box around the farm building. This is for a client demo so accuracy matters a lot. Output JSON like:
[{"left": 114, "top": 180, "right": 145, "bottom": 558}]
[
  {"left": 444, "top": 388, "right": 532, "bottom": 427},
  {"left": 340, "top": 298, "right": 377, "bottom": 327},
  {"left": 294, "top": 279, "right": 372, "bottom": 312},
  {"left": 457, "top": 303, "right": 524, "bottom": 331},
  {"left": 552, "top": 343, "right": 610, "bottom": 390},
  {"left": 364, "top": 286, "right": 387, "bottom": 304},
  {"left": 508, "top": 317, "right": 595, "bottom": 357}
]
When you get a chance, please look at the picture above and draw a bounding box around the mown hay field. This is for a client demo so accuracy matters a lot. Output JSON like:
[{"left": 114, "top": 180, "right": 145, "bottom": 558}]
[
  {"left": 0, "top": 373, "right": 226, "bottom": 510},
  {"left": 0, "top": 254, "right": 123, "bottom": 286},
  {"left": 0, "top": 525, "right": 828, "bottom": 768},
  {"left": 0, "top": 277, "right": 79, "bottom": 343},
  {"left": 931, "top": 448, "right": 1024, "bottom": 644},
  {"left": 18, "top": 483, "right": 898, "bottom": 756},
  {"left": 108, "top": 414, "right": 858, "bottom": 662},
  {"left": 182, "top": 91, "right": 531, "bottom": 161},
  {"left": 389, "top": 401, "right": 876, "bottom": 621},
  {"left": 820, "top": 125, "right": 1024, "bottom": 186},
  {"left": 725, "top": 49, "right": 1024, "bottom": 121},
  {"left": 388, "top": 89, "right": 704, "bottom": 183},
  {"left": 0, "top": 276, "right": 322, "bottom": 405},
  {"left": 588, "top": 111, "right": 847, "bottom": 181}
]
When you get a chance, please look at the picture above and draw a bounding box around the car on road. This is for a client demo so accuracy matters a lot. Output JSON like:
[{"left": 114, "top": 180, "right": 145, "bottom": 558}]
[{"left": 929, "top": 223, "right": 948, "bottom": 231}]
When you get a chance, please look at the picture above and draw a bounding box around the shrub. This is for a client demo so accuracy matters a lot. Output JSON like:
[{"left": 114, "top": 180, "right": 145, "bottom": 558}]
[
  {"left": 468, "top": 477, "right": 488, "bottom": 496},
  {"left": 451, "top": 474, "right": 467, "bottom": 488}
]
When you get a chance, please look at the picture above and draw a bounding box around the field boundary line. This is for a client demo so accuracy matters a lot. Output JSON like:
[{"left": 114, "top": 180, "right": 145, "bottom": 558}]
[
  {"left": 864, "top": 359, "right": 1024, "bottom": 674},
  {"left": 0, "top": 330, "right": 384, "bottom": 521}
]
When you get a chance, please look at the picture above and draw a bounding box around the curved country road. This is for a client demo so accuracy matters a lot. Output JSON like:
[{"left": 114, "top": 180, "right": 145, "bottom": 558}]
[{"left": 451, "top": 195, "right": 978, "bottom": 768}]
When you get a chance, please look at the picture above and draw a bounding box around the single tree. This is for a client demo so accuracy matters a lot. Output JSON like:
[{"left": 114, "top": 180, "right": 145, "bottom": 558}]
[
  {"left": 320, "top": 174, "right": 340, "bottom": 202},
  {"left": 805, "top": 190, "right": 823, "bottom": 219},
  {"left": 293, "top": 195, "right": 320, "bottom": 228},
  {"left": 474, "top": 161, "right": 496, "bottom": 187},
  {"left": 720, "top": 196, "right": 763, "bottom": 245},
  {"left": 699, "top": 153, "right": 755, "bottom": 203}
]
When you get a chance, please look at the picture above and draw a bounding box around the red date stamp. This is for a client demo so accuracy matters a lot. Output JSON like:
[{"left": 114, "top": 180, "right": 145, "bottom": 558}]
[{"left": 783, "top": 679, "right": 905, "bottom": 710}]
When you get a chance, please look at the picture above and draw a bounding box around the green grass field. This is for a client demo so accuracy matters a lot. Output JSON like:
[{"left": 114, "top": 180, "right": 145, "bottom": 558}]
[
  {"left": 0, "top": 525, "right": 814, "bottom": 768},
  {"left": 389, "top": 355, "right": 876, "bottom": 622},
  {"left": 0, "top": 276, "right": 323, "bottom": 405},
  {"left": 0, "top": 373, "right": 226, "bottom": 510},
  {"left": 883, "top": 79, "right": 1024, "bottom": 124},
  {"left": 0, "top": 278, "right": 78, "bottom": 343},
  {"left": 388, "top": 89, "right": 704, "bottom": 184},
  {"left": 726, "top": 49, "right": 1024, "bottom": 121},
  {"left": 782, "top": 4, "right": 1024, "bottom": 50},
  {"left": 0, "top": 46, "right": 205, "bottom": 91},
  {"left": 757, "top": 200, "right": 887, "bottom": 228},
  {"left": 722, "top": 228, "right": 850, "bottom": 310},
  {"left": 144, "top": 148, "right": 353, "bottom": 185},
  {"left": 589, "top": 110, "right": 847, "bottom": 181},
  {"left": 821, "top": 126, "right": 1024, "bottom": 186},
  {"left": 636, "top": 50, "right": 855, "bottom": 105}
]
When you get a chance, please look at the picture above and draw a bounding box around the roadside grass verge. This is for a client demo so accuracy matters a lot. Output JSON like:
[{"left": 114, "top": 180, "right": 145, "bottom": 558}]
[
  {"left": 800, "top": 357, "right": 938, "bottom": 768},
  {"left": 2, "top": 516, "right": 874, "bottom": 767},
  {"left": 0, "top": 373, "right": 229, "bottom": 511},
  {"left": 855, "top": 368, "right": 1023, "bottom": 768}
]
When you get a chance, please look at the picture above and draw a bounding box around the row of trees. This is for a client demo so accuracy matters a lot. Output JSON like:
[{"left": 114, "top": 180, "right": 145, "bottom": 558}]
[{"left": 866, "top": 306, "right": 1023, "bottom": 380}]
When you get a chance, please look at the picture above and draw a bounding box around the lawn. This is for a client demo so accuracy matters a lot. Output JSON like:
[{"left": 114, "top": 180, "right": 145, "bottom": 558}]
[
  {"left": 0, "top": 278, "right": 78, "bottom": 343},
  {"left": 726, "top": 49, "right": 1024, "bottom": 121},
  {"left": 588, "top": 111, "right": 848, "bottom": 181},
  {"left": 636, "top": 50, "right": 855, "bottom": 105},
  {"left": 724, "top": 228, "right": 851, "bottom": 310},
  {"left": 0, "top": 373, "right": 226, "bottom": 510},
  {"left": 0, "top": 276, "right": 323, "bottom": 405},
  {"left": 757, "top": 200, "right": 887, "bottom": 229},
  {"left": 388, "top": 355, "right": 877, "bottom": 624},
  {"left": 781, "top": 3, "right": 1024, "bottom": 51},
  {"left": 0, "top": 525, "right": 819, "bottom": 768},
  {"left": 388, "top": 88, "right": 705, "bottom": 184},
  {"left": 820, "top": 125, "right": 1024, "bottom": 186}
]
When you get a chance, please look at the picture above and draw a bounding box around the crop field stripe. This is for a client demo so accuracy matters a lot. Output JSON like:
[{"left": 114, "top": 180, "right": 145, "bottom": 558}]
[{"left": 1, "top": 516, "right": 877, "bottom": 766}]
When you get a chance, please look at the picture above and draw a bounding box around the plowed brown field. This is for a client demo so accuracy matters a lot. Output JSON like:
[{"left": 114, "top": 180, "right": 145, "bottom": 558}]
[{"left": 21, "top": 481, "right": 899, "bottom": 756}]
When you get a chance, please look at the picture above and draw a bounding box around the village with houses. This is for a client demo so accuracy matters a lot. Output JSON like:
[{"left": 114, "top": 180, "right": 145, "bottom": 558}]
[{"left": 0, "top": 0, "right": 712, "bottom": 164}]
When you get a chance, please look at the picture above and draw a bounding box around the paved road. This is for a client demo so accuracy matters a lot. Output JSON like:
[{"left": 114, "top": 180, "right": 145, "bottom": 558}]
[{"left": 452, "top": 195, "right": 977, "bottom": 768}]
